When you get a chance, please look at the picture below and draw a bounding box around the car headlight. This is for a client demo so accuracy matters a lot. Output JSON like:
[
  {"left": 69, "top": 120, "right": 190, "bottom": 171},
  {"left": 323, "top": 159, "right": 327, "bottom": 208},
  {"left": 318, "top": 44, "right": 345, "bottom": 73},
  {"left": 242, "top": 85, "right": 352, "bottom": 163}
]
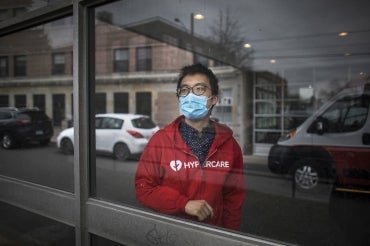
[{"left": 279, "top": 129, "right": 296, "bottom": 141}]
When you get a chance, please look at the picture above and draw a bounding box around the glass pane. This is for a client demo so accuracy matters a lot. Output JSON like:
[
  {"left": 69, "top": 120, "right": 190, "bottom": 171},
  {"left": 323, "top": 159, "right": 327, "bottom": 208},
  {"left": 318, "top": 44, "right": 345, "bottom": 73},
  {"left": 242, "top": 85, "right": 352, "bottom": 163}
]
[
  {"left": 256, "top": 117, "right": 281, "bottom": 129},
  {"left": 91, "top": 1, "right": 370, "bottom": 245},
  {"left": 255, "top": 101, "right": 281, "bottom": 114},
  {"left": 0, "top": 17, "right": 74, "bottom": 192}
]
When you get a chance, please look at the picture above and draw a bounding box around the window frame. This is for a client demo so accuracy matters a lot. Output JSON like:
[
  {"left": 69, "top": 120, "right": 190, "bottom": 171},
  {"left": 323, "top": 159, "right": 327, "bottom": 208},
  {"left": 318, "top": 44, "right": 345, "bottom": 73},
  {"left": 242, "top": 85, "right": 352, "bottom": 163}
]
[
  {"left": 52, "top": 52, "right": 66, "bottom": 75},
  {"left": 136, "top": 46, "right": 152, "bottom": 71},
  {"left": 0, "top": 1, "right": 278, "bottom": 246},
  {"left": 14, "top": 55, "right": 26, "bottom": 76},
  {"left": 113, "top": 48, "right": 129, "bottom": 73}
]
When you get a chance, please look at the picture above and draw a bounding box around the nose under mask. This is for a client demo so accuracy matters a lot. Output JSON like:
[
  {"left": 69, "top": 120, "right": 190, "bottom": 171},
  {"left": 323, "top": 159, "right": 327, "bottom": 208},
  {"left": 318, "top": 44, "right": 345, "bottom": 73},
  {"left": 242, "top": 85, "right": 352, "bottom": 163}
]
[{"left": 179, "top": 93, "right": 213, "bottom": 120}]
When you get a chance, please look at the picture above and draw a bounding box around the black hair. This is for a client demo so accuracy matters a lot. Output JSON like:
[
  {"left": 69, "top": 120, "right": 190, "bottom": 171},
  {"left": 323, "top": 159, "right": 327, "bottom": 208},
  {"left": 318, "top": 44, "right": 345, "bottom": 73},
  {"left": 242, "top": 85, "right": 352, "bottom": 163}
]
[{"left": 176, "top": 63, "right": 219, "bottom": 96}]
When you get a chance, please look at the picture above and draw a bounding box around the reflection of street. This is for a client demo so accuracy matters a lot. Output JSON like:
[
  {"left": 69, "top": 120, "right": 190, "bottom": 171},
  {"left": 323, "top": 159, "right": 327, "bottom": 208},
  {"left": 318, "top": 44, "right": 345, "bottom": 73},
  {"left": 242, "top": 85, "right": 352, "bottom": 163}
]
[
  {"left": 0, "top": 146, "right": 369, "bottom": 245},
  {"left": 243, "top": 164, "right": 370, "bottom": 246}
]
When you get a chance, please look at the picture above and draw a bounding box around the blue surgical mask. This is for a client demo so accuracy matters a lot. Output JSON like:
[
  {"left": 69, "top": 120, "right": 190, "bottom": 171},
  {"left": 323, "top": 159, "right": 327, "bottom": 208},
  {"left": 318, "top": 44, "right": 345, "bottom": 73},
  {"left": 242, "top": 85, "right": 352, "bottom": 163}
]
[{"left": 179, "top": 93, "right": 212, "bottom": 120}]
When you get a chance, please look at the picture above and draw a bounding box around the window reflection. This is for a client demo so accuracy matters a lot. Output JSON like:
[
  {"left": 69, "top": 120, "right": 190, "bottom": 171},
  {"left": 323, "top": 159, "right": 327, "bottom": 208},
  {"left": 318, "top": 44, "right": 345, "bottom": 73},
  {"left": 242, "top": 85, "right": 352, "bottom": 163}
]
[
  {"left": 0, "top": 17, "right": 74, "bottom": 192},
  {"left": 89, "top": 0, "right": 370, "bottom": 244}
]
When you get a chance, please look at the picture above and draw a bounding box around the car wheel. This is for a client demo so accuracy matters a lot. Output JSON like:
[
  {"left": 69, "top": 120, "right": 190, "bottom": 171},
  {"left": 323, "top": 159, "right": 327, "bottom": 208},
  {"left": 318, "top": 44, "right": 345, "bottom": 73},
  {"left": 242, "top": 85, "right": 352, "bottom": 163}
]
[
  {"left": 1, "top": 133, "right": 15, "bottom": 149},
  {"left": 60, "top": 138, "right": 74, "bottom": 154},
  {"left": 292, "top": 159, "right": 323, "bottom": 190},
  {"left": 113, "top": 143, "right": 130, "bottom": 161}
]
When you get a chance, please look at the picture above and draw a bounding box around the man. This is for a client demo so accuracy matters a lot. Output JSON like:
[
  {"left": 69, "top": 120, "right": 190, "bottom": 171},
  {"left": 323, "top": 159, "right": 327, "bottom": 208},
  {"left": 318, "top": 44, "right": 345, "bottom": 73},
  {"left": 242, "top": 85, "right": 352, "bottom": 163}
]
[{"left": 135, "top": 63, "right": 246, "bottom": 230}]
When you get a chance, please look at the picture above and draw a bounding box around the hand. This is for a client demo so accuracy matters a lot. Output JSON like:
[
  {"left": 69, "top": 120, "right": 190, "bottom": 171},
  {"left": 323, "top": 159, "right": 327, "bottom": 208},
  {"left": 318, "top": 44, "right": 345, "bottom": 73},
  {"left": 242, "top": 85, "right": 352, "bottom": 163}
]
[{"left": 185, "top": 200, "right": 214, "bottom": 221}]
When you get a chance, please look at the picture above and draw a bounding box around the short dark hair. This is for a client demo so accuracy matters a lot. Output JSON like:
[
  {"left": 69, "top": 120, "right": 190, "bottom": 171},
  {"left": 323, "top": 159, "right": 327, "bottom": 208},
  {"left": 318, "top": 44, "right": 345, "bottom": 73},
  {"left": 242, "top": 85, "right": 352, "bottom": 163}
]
[{"left": 177, "top": 63, "right": 219, "bottom": 96}]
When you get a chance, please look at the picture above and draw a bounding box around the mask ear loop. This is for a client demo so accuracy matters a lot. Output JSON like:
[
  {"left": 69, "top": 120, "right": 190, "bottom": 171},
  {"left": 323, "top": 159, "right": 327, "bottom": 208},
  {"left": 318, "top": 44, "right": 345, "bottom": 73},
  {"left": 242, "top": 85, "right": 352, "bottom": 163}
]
[{"left": 207, "top": 95, "right": 218, "bottom": 114}]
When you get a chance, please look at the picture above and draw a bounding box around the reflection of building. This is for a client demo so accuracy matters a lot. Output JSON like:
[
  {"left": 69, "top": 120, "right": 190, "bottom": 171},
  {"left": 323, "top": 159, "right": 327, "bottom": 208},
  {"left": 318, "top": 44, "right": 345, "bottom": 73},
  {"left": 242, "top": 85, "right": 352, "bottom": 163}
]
[
  {"left": 0, "top": 16, "right": 251, "bottom": 153},
  {"left": 3, "top": 5, "right": 370, "bottom": 159}
]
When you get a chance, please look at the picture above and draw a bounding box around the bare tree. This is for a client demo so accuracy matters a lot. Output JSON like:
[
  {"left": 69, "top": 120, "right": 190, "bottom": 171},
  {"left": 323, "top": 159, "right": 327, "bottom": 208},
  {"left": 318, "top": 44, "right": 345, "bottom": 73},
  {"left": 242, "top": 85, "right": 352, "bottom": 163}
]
[{"left": 209, "top": 7, "right": 251, "bottom": 68}]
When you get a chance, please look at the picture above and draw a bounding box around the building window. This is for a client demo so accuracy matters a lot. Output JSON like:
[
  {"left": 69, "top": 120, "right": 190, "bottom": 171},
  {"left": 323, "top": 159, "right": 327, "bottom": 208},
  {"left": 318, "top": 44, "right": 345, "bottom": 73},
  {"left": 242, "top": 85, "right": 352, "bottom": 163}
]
[
  {"left": 213, "top": 88, "right": 232, "bottom": 122},
  {"left": 14, "top": 94, "right": 26, "bottom": 108},
  {"left": 52, "top": 94, "right": 65, "bottom": 127},
  {"left": 52, "top": 53, "right": 66, "bottom": 75},
  {"left": 33, "top": 94, "right": 46, "bottom": 111},
  {"left": 95, "top": 93, "right": 106, "bottom": 114},
  {"left": 114, "top": 92, "right": 129, "bottom": 113},
  {"left": 136, "top": 92, "right": 151, "bottom": 116},
  {"left": 136, "top": 47, "right": 152, "bottom": 71},
  {"left": 0, "top": 9, "right": 8, "bottom": 22},
  {"left": 113, "top": 48, "right": 129, "bottom": 73},
  {"left": 14, "top": 55, "right": 26, "bottom": 76},
  {"left": 0, "top": 56, "right": 8, "bottom": 77},
  {"left": 0, "top": 95, "right": 9, "bottom": 107}
]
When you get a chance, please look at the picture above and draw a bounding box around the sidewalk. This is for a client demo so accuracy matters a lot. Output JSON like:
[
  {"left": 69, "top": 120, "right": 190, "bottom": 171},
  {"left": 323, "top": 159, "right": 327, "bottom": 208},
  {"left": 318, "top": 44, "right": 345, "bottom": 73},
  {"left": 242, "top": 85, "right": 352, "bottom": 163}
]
[{"left": 244, "top": 155, "right": 268, "bottom": 165}]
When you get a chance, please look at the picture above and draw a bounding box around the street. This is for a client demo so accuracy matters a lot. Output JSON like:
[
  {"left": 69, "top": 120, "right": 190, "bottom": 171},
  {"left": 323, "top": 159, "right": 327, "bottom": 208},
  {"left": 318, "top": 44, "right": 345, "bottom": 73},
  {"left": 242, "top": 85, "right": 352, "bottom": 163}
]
[{"left": 0, "top": 144, "right": 369, "bottom": 245}]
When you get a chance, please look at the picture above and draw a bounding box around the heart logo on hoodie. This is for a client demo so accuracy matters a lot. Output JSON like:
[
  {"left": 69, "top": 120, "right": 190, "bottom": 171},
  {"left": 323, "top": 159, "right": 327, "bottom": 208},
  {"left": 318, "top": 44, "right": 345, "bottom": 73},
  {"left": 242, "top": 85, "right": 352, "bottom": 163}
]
[{"left": 170, "top": 160, "right": 182, "bottom": 172}]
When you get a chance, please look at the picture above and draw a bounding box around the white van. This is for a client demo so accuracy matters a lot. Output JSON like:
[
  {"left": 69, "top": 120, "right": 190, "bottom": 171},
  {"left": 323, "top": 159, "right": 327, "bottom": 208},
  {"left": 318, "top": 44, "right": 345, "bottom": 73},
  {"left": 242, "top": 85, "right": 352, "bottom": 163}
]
[{"left": 268, "top": 82, "right": 370, "bottom": 191}]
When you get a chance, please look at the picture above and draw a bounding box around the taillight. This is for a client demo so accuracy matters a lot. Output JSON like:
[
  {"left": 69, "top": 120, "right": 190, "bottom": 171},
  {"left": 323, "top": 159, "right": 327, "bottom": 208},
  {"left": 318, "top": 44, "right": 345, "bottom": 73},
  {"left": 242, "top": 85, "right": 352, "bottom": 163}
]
[
  {"left": 16, "top": 119, "right": 31, "bottom": 124},
  {"left": 127, "top": 130, "right": 144, "bottom": 138}
]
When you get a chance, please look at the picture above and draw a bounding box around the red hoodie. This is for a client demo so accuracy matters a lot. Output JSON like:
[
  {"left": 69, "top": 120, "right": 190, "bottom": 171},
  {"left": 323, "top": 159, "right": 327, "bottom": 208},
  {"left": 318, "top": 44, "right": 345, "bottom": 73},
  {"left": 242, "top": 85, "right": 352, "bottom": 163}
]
[{"left": 135, "top": 116, "right": 246, "bottom": 230}]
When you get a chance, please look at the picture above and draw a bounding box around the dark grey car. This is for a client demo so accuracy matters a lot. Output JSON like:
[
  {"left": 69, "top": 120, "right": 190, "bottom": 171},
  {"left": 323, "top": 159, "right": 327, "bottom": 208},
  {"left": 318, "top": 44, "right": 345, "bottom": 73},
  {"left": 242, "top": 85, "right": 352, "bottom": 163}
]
[{"left": 0, "top": 108, "right": 54, "bottom": 149}]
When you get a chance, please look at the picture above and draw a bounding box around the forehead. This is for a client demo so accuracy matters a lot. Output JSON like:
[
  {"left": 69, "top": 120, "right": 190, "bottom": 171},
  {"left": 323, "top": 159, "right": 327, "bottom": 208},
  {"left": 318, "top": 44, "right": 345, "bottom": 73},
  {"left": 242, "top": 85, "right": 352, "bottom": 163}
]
[{"left": 180, "top": 73, "right": 210, "bottom": 87}]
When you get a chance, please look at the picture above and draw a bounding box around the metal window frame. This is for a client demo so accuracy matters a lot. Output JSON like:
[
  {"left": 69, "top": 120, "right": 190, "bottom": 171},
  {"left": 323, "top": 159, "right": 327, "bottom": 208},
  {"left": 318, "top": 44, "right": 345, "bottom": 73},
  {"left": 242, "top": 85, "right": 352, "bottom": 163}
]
[{"left": 0, "top": 1, "right": 283, "bottom": 245}]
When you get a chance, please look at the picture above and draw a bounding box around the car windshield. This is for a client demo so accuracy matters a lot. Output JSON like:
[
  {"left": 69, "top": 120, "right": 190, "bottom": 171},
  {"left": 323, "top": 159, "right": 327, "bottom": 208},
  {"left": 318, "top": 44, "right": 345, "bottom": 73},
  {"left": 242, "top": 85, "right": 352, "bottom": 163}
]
[{"left": 131, "top": 117, "right": 156, "bottom": 129}]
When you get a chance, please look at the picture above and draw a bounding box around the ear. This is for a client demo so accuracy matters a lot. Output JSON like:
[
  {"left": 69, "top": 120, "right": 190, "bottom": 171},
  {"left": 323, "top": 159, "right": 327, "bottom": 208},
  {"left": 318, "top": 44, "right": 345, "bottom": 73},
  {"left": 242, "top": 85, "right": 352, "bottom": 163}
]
[{"left": 211, "top": 95, "right": 219, "bottom": 105}]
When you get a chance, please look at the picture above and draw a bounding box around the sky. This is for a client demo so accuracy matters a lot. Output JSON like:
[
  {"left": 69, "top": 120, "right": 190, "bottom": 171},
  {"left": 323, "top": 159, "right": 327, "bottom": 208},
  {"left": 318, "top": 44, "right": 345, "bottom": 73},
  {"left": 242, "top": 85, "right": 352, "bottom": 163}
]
[{"left": 96, "top": 0, "right": 370, "bottom": 71}]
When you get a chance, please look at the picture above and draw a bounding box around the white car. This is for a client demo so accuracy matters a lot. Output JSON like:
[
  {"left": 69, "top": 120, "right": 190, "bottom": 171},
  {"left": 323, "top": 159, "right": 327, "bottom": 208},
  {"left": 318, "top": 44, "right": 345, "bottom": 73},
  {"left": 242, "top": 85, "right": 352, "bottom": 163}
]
[{"left": 56, "top": 113, "right": 159, "bottom": 160}]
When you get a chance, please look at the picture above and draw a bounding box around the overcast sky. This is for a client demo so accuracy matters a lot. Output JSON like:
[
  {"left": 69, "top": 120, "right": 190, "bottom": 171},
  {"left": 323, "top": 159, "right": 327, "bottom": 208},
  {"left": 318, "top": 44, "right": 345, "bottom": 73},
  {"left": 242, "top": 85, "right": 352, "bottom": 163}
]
[{"left": 97, "top": 0, "right": 370, "bottom": 73}]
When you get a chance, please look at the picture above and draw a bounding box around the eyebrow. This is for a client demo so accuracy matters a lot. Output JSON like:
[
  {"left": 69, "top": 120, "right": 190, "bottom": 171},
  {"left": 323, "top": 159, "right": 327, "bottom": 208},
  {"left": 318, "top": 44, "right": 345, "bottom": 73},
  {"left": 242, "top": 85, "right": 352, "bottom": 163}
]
[{"left": 180, "top": 82, "right": 209, "bottom": 87}]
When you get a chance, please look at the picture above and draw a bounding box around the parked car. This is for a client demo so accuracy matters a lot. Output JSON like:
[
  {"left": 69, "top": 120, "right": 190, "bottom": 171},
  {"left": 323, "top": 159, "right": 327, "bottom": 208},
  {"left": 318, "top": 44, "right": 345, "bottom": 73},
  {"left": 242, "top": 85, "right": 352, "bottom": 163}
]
[
  {"left": 56, "top": 113, "right": 159, "bottom": 160},
  {"left": 0, "top": 107, "right": 54, "bottom": 149},
  {"left": 268, "top": 82, "right": 370, "bottom": 191}
]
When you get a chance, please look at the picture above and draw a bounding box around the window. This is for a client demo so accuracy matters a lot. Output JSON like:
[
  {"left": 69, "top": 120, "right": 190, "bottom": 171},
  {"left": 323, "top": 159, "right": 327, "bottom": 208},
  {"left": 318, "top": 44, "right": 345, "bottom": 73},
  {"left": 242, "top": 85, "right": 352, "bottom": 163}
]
[
  {"left": 320, "top": 95, "right": 369, "bottom": 133},
  {"left": 14, "top": 94, "right": 26, "bottom": 108},
  {"left": 136, "top": 47, "right": 151, "bottom": 71},
  {"left": 95, "top": 93, "right": 106, "bottom": 114},
  {"left": 136, "top": 92, "right": 151, "bottom": 116},
  {"left": 52, "top": 53, "right": 66, "bottom": 75},
  {"left": 0, "top": 9, "right": 8, "bottom": 22},
  {"left": 113, "top": 48, "right": 129, "bottom": 72},
  {"left": 33, "top": 94, "right": 46, "bottom": 111},
  {"left": 99, "top": 117, "right": 123, "bottom": 129},
  {"left": 0, "top": 56, "right": 8, "bottom": 77},
  {"left": 14, "top": 55, "right": 26, "bottom": 76},
  {"left": 213, "top": 88, "right": 232, "bottom": 123},
  {"left": 114, "top": 92, "right": 129, "bottom": 113},
  {"left": 0, "top": 95, "right": 9, "bottom": 107},
  {"left": 2, "top": 1, "right": 370, "bottom": 246},
  {"left": 0, "top": 15, "right": 74, "bottom": 245}
]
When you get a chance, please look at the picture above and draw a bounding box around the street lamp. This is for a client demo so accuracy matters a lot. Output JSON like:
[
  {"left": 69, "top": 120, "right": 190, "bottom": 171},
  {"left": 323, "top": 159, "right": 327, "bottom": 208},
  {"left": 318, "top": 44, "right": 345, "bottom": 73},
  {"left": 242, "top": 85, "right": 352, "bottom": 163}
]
[
  {"left": 175, "top": 13, "right": 204, "bottom": 36},
  {"left": 190, "top": 13, "right": 204, "bottom": 36}
]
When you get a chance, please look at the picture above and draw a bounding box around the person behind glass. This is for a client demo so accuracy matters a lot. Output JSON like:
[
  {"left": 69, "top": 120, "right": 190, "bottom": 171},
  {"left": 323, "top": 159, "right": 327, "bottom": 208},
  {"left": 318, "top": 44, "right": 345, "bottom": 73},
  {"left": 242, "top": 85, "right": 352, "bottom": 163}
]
[{"left": 135, "top": 63, "right": 246, "bottom": 230}]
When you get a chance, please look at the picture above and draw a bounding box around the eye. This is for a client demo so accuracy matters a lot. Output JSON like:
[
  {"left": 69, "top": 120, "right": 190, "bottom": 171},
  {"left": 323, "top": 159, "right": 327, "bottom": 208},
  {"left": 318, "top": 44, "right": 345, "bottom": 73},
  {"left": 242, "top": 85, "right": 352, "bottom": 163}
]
[
  {"left": 179, "top": 86, "right": 190, "bottom": 96},
  {"left": 194, "top": 85, "right": 206, "bottom": 94}
]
